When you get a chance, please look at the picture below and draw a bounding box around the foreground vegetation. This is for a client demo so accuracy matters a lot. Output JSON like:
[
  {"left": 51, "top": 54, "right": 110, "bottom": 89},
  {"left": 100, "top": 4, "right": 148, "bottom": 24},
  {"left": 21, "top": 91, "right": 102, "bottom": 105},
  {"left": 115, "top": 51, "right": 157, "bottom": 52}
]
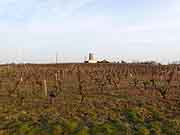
[{"left": 0, "top": 100, "right": 179, "bottom": 135}]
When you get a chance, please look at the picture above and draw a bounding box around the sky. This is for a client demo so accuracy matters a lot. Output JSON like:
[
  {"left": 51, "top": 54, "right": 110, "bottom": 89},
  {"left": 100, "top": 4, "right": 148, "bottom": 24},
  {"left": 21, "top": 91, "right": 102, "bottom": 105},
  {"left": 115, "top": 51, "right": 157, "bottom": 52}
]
[{"left": 0, "top": 0, "right": 180, "bottom": 63}]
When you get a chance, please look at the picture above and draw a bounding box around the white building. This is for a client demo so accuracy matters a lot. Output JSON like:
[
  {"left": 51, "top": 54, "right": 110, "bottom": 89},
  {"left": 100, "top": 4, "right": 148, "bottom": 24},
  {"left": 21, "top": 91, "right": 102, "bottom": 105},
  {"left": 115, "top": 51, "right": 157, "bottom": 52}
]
[{"left": 85, "top": 53, "right": 97, "bottom": 63}]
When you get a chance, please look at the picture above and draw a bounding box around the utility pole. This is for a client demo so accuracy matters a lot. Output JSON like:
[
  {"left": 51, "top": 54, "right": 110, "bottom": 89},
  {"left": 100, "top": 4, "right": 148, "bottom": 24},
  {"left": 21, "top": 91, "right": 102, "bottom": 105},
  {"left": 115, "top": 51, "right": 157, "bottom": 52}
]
[{"left": 56, "top": 52, "right": 58, "bottom": 64}]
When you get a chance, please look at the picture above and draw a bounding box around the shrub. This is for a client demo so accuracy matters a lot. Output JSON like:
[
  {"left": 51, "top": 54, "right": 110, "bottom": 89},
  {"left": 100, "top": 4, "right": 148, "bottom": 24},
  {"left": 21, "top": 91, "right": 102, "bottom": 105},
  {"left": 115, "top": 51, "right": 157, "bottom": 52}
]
[
  {"left": 161, "top": 120, "right": 180, "bottom": 135},
  {"left": 125, "top": 109, "right": 144, "bottom": 123},
  {"left": 148, "top": 121, "right": 161, "bottom": 135},
  {"left": 150, "top": 108, "right": 165, "bottom": 121},
  {"left": 135, "top": 126, "right": 150, "bottom": 135},
  {"left": 90, "top": 121, "right": 131, "bottom": 135},
  {"left": 74, "top": 127, "right": 90, "bottom": 135}
]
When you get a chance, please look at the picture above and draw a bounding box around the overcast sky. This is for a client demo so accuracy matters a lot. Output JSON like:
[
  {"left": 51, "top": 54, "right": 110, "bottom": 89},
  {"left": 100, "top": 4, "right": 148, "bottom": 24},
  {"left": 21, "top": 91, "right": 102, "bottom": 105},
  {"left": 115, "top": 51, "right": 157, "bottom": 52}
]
[{"left": 0, "top": 0, "right": 180, "bottom": 63}]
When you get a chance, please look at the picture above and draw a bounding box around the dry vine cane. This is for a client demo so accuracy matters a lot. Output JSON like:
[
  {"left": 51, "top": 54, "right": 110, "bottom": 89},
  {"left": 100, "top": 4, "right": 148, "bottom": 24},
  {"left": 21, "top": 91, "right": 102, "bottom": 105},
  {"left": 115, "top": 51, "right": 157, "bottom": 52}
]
[
  {"left": 77, "top": 66, "right": 86, "bottom": 104},
  {"left": 155, "top": 81, "right": 169, "bottom": 99},
  {"left": 129, "top": 73, "right": 139, "bottom": 88}
]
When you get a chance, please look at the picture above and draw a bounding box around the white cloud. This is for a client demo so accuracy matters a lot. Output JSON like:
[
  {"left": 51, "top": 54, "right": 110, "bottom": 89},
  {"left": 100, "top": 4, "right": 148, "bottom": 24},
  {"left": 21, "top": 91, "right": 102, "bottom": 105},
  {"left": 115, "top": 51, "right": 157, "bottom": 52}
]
[{"left": 0, "top": 0, "right": 96, "bottom": 23}]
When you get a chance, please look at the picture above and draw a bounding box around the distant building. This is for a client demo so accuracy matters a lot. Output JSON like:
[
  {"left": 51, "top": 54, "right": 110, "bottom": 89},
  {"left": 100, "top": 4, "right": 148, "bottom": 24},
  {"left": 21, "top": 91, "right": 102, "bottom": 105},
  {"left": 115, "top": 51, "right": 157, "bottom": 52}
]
[
  {"left": 139, "top": 61, "right": 160, "bottom": 65},
  {"left": 84, "top": 53, "right": 97, "bottom": 63},
  {"left": 98, "top": 59, "right": 110, "bottom": 63}
]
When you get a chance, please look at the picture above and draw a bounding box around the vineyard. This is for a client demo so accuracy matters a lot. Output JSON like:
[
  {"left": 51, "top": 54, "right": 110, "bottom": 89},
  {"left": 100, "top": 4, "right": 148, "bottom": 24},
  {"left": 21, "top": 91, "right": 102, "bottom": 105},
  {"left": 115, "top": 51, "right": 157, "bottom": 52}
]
[{"left": 0, "top": 63, "right": 179, "bottom": 135}]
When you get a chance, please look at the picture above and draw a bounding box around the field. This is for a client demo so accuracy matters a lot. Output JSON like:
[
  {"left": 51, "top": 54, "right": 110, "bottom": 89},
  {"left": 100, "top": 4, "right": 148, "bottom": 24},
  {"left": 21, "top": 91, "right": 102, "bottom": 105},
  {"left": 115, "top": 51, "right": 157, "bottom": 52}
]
[{"left": 0, "top": 63, "right": 179, "bottom": 135}]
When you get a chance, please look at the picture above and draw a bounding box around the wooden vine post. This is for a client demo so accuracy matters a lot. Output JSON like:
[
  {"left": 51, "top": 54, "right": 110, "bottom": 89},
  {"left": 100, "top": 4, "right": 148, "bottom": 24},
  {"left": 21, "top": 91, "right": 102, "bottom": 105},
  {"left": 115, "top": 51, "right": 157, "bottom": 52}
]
[
  {"left": 44, "top": 80, "right": 48, "bottom": 97},
  {"left": 55, "top": 72, "right": 59, "bottom": 91}
]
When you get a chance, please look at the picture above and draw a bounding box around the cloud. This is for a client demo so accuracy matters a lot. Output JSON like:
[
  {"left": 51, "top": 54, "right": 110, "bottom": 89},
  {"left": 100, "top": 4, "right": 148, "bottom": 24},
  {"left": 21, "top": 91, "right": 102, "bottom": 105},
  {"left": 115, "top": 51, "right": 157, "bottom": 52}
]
[{"left": 0, "top": 0, "right": 96, "bottom": 23}]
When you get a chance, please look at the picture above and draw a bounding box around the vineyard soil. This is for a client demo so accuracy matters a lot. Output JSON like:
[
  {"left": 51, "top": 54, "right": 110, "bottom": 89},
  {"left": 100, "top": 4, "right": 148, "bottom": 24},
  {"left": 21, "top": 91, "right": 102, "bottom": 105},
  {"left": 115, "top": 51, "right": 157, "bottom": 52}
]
[{"left": 0, "top": 63, "right": 179, "bottom": 135}]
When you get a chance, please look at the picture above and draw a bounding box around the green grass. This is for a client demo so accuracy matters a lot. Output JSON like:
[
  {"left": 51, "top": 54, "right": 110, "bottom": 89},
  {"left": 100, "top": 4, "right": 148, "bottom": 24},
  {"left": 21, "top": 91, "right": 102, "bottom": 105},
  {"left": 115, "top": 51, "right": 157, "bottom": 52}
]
[{"left": 0, "top": 103, "right": 179, "bottom": 135}]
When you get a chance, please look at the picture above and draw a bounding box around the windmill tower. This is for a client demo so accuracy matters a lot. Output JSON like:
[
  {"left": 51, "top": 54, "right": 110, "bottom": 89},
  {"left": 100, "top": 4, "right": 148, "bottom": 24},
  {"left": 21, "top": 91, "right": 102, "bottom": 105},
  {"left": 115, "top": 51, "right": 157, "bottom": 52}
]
[{"left": 85, "top": 53, "right": 97, "bottom": 63}]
